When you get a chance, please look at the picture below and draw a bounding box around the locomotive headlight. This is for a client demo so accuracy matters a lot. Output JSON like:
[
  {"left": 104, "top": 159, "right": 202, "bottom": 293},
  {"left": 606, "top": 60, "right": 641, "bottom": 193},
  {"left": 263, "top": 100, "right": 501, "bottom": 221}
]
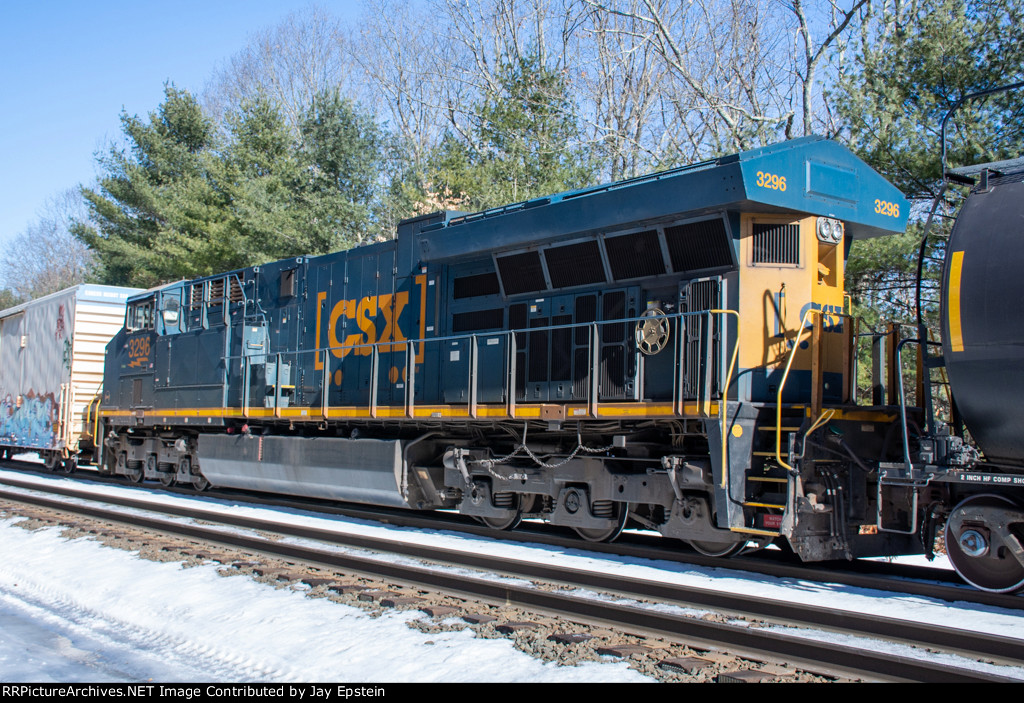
[{"left": 816, "top": 217, "right": 844, "bottom": 244}]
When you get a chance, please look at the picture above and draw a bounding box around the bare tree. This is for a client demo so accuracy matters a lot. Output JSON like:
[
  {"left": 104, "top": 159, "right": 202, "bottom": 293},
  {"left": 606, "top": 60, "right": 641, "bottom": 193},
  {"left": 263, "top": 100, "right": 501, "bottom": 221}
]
[
  {"left": 2, "top": 189, "right": 96, "bottom": 301},
  {"left": 203, "top": 4, "right": 356, "bottom": 128},
  {"left": 786, "top": 0, "right": 868, "bottom": 138},
  {"left": 349, "top": 0, "right": 453, "bottom": 168},
  {"left": 575, "top": 0, "right": 674, "bottom": 176},
  {"left": 581, "top": 0, "right": 868, "bottom": 158}
]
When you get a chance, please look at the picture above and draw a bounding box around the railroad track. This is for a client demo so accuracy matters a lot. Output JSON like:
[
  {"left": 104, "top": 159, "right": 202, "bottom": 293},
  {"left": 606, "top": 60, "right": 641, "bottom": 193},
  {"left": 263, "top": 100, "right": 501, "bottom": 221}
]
[
  {"left": 3, "top": 458, "right": 1018, "bottom": 612},
  {"left": 1, "top": 471, "right": 1022, "bottom": 683}
]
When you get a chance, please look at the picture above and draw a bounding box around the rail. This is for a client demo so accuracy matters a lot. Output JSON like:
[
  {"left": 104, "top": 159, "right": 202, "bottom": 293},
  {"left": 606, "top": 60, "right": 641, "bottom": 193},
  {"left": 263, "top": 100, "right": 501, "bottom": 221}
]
[{"left": 223, "top": 308, "right": 735, "bottom": 423}]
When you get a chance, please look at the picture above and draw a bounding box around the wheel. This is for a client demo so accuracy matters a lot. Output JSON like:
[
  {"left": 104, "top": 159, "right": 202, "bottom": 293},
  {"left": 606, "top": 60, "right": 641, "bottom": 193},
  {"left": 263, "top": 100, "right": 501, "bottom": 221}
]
[
  {"left": 476, "top": 492, "right": 523, "bottom": 530},
  {"left": 123, "top": 454, "right": 143, "bottom": 483},
  {"left": 60, "top": 456, "right": 76, "bottom": 474},
  {"left": 945, "top": 494, "right": 1024, "bottom": 593},
  {"left": 191, "top": 472, "right": 209, "bottom": 491},
  {"left": 43, "top": 451, "right": 60, "bottom": 472},
  {"left": 159, "top": 471, "right": 175, "bottom": 487},
  {"left": 574, "top": 503, "right": 628, "bottom": 542},
  {"left": 687, "top": 539, "right": 747, "bottom": 557},
  {"left": 180, "top": 456, "right": 208, "bottom": 491}
]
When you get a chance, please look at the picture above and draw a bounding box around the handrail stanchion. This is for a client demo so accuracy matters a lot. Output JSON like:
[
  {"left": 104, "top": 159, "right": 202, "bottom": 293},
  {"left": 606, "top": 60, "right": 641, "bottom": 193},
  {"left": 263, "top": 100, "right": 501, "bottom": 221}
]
[
  {"left": 589, "top": 322, "right": 600, "bottom": 418},
  {"left": 469, "top": 335, "right": 479, "bottom": 419},
  {"left": 242, "top": 356, "right": 250, "bottom": 420},
  {"left": 701, "top": 312, "right": 713, "bottom": 417},
  {"left": 369, "top": 344, "right": 379, "bottom": 419},
  {"left": 775, "top": 308, "right": 825, "bottom": 472},
  {"left": 405, "top": 341, "right": 416, "bottom": 419},
  {"left": 707, "top": 310, "right": 740, "bottom": 490},
  {"left": 673, "top": 316, "right": 686, "bottom": 416},
  {"left": 810, "top": 316, "right": 823, "bottom": 418},
  {"left": 321, "top": 349, "right": 329, "bottom": 420},
  {"left": 507, "top": 332, "right": 517, "bottom": 419}
]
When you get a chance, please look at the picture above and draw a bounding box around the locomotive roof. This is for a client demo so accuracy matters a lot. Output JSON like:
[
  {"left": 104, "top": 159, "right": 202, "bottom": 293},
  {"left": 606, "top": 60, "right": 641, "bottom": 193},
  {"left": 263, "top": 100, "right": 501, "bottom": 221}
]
[
  {"left": 416, "top": 136, "right": 909, "bottom": 263},
  {"left": 124, "top": 136, "right": 910, "bottom": 304}
]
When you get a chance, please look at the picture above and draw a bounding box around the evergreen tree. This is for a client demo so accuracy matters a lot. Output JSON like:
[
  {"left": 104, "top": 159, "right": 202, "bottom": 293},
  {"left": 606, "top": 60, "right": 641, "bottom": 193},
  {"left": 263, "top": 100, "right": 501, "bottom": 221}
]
[
  {"left": 221, "top": 96, "right": 308, "bottom": 265},
  {"left": 836, "top": 0, "right": 1024, "bottom": 199},
  {"left": 76, "top": 85, "right": 393, "bottom": 287},
  {"left": 75, "top": 85, "right": 229, "bottom": 287},
  {"left": 297, "top": 90, "right": 388, "bottom": 248},
  {"left": 426, "top": 54, "right": 595, "bottom": 211},
  {"left": 835, "top": 0, "right": 1024, "bottom": 328}
]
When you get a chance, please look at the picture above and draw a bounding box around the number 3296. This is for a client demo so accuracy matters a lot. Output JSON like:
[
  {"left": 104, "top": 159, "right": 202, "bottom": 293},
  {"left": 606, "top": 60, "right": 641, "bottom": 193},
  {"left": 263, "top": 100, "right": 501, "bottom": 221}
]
[
  {"left": 756, "top": 171, "right": 786, "bottom": 191},
  {"left": 874, "top": 199, "right": 900, "bottom": 217}
]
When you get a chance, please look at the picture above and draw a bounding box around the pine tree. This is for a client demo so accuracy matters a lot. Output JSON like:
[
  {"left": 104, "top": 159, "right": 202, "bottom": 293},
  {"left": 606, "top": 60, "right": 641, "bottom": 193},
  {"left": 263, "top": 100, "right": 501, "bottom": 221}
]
[
  {"left": 835, "top": 0, "right": 1024, "bottom": 328},
  {"left": 426, "top": 54, "right": 595, "bottom": 211}
]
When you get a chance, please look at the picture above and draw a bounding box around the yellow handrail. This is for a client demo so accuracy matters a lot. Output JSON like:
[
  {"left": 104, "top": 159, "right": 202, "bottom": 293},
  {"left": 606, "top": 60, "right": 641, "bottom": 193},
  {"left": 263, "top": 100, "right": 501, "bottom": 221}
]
[
  {"left": 91, "top": 395, "right": 101, "bottom": 444},
  {"left": 708, "top": 309, "right": 740, "bottom": 488},
  {"left": 775, "top": 307, "right": 825, "bottom": 472}
]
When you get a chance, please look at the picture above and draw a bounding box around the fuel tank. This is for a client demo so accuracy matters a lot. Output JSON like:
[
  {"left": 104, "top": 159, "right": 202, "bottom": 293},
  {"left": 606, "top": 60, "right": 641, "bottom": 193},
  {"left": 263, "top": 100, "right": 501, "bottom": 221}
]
[{"left": 941, "top": 165, "right": 1024, "bottom": 464}]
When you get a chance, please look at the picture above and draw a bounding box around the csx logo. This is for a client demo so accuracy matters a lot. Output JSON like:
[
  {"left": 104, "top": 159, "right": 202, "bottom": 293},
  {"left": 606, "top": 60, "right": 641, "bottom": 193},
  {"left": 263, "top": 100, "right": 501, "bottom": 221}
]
[
  {"left": 313, "top": 276, "right": 427, "bottom": 369},
  {"left": 800, "top": 302, "right": 844, "bottom": 333}
]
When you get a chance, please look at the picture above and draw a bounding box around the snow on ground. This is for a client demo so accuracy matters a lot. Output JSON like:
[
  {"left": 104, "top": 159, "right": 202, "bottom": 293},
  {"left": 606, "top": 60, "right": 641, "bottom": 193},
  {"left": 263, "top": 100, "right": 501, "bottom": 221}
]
[
  {"left": 0, "top": 513, "right": 650, "bottom": 683},
  {"left": 2, "top": 466, "right": 1024, "bottom": 682}
]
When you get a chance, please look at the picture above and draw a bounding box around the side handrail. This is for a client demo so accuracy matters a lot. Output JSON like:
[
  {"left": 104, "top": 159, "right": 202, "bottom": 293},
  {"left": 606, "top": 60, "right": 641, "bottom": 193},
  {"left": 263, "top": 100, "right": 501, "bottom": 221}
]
[
  {"left": 224, "top": 307, "right": 736, "bottom": 419},
  {"left": 775, "top": 307, "right": 826, "bottom": 473},
  {"left": 708, "top": 309, "right": 740, "bottom": 488}
]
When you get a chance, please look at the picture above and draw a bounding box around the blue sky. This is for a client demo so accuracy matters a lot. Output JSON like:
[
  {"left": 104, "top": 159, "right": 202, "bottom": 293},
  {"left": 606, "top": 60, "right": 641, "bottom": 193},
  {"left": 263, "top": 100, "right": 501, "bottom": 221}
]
[{"left": 0, "top": 1, "right": 359, "bottom": 244}]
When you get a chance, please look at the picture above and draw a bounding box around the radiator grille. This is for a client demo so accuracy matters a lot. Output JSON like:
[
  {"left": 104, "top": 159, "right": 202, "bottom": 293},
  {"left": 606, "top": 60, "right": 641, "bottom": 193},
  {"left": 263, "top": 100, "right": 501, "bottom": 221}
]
[
  {"left": 605, "top": 230, "right": 665, "bottom": 280},
  {"left": 453, "top": 272, "right": 500, "bottom": 299},
  {"left": 543, "top": 241, "right": 605, "bottom": 288},
  {"left": 664, "top": 219, "right": 733, "bottom": 272},
  {"left": 681, "top": 278, "right": 722, "bottom": 398},
  {"left": 451, "top": 308, "right": 504, "bottom": 333},
  {"left": 209, "top": 279, "right": 225, "bottom": 305},
  {"left": 229, "top": 276, "right": 244, "bottom": 303},
  {"left": 751, "top": 222, "right": 800, "bottom": 264},
  {"left": 497, "top": 251, "right": 546, "bottom": 295}
]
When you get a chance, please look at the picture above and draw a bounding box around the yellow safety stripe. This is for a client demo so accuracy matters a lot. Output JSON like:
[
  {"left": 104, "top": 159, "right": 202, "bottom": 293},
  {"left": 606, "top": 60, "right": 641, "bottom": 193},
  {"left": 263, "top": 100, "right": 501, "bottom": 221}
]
[
  {"left": 948, "top": 250, "right": 965, "bottom": 353},
  {"left": 101, "top": 401, "right": 719, "bottom": 422}
]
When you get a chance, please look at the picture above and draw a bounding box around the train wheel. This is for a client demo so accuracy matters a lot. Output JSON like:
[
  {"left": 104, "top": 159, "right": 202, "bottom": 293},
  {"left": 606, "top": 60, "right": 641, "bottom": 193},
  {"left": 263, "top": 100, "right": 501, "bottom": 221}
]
[
  {"left": 478, "top": 512, "right": 522, "bottom": 530},
  {"left": 477, "top": 493, "right": 524, "bottom": 530},
  {"left": 159, "top": 471, "right": 175, "bottom": 488},
  {"left": 191, "top": 471, "right": 209, "bottom": 492},
  {"left": 124, "top": 457, "right": 143, "bottom": 483},
  {"left": 574, "top": 503, "right": 628, "bottom": 543},
  {"left": 60, "top": 456, "right": 76, "bottom": 475},
  {"left": 946, "top": 494, "right": 1024, "bottom": 593},
  {"left": 687, "top": 539, "right": 746, "bottom": 557}
]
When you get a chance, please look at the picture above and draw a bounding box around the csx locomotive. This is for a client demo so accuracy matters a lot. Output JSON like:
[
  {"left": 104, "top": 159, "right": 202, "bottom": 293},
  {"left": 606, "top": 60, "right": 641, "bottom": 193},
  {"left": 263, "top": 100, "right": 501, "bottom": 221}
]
[{"left": 14, "top": 136, "right": 1024, "bottom": 592}]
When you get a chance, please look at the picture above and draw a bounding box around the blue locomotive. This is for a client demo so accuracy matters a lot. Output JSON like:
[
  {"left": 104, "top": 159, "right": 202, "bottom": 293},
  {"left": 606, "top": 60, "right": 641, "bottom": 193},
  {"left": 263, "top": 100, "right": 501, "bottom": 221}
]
[{"left": 91, "top": 135, "right": 1024, "bottom": 591}]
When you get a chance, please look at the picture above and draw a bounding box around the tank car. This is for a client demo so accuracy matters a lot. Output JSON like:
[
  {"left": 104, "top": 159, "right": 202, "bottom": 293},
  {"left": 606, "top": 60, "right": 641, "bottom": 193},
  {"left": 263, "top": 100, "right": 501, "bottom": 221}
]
[
  {"left": 904, "top": 156, "right": 1024, "bottom": 592},
  {"left": 98, "top": 136, "right": 929, "bottom": 565}
]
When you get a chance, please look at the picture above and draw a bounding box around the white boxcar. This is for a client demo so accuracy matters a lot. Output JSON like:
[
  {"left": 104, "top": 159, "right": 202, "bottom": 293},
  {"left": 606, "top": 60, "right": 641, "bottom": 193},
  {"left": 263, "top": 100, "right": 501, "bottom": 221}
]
[{"left": 0, "top": 285, "right": 140, "bottom": 467}]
